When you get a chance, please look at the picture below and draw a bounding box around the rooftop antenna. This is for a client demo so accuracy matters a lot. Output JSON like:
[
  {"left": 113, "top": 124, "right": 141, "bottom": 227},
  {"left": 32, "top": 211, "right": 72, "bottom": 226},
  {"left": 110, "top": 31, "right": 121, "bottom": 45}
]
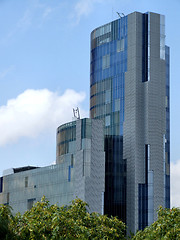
[
  {"left": 116, "top": 12, "right": 125, "bottom": 18},
  {"left": 72, "top": 107, "right": 80, "bottom": 120},
  {"left": 116, "top": 12, "right": 121, "bottom": 18}
]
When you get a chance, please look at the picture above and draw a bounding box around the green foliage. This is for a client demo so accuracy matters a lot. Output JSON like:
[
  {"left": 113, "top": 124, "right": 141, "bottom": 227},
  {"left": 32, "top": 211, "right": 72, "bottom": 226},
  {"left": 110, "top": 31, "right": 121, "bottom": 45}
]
[
  {"left": 2, "top": 198, "right": 179, "bottom": 240},
  {"left": 0, "top": 197, "right": 126, "bottom": 239},
  {"left": 0, "top": 204, "right": 14, "bottom": 239},
  {"left": 133, "top": 207, "right": 180, "bottom": 240}
]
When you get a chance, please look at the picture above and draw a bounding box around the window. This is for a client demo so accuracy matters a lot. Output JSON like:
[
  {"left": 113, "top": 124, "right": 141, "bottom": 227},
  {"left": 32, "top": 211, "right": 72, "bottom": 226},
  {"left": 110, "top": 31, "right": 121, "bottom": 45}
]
[
  {"left": 102, "top": 55, "right": 110, "bottom": 69},
  {"left": 81, "top": 118, "right": 91, "bottom": 139},
  {"left": 115, "top": 99, "right": 120, "bottom": 111},
  {"left": 105, "top": 90, "right": 111, "bottom": 103},
  {"left": 94, "top": 23, "right": 111, "bottom": 39},
  {"left": 7, "top": 192, "right": 9, "bottom": 204},
  {"left": 68, "top": 166, "right": 71, "bottom": 182},
  {"left": 105, "top": 115, "right": 110, "bottom": 126},
  {"left": 160, "top": 47, "right": 165, "bottom": 60},
  {"left": 83, "top": 153, "right": 85, "bottom": 176},
  {"left": 114, "top": 112, "right": 120, "bottom": 124},
  {"left": 160, "top": 15, "right": 165, "bottom": 60},
  {"left": 0, "top": 177, "right": 3, "bottom": 193},
  {"left": 165, "top": 96, "right": 168, "bottom": 108},
  {"left": 27, "top": 198, "right": 36, "bottom": 210},
  {"left": 105, "top": 103, "right": 111, "bottom": 114},
  {"left": 117, "top": 39, "right": 124, "bottom": 52},
  {"left": 25, "top": 177, "right": 28, "bottom": 188},
  {"left": 71, "top": 154, "right": 74, "bottom": 167}
]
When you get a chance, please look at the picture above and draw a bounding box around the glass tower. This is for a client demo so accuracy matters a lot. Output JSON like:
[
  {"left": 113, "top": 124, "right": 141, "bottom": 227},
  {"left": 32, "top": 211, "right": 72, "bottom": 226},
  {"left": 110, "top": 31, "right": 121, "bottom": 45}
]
[
  {"left": 90, "top": 12, "right": 170, "bottom": 232},
  {"left": 90, "top": 16, "right": 128, "bottom": 223}
]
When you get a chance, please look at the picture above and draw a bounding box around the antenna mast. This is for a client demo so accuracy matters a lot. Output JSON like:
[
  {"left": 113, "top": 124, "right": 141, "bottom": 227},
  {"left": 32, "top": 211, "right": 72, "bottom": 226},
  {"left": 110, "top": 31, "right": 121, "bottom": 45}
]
[
  {"left": 116, "top": 12, "right": 125, "bottom": 18},
  {"left": 73, "top": 107, "right": 80, "bottom": 120}
]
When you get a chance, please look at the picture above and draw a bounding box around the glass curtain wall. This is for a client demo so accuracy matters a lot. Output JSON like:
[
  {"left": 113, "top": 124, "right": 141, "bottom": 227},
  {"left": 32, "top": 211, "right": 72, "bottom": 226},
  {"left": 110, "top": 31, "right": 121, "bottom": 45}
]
[
  {"left": 56, "top": 121, "right": 76, "bottom": 157},
  {"left": 90, "top": 16, "right": 127, "bottom": 223}
]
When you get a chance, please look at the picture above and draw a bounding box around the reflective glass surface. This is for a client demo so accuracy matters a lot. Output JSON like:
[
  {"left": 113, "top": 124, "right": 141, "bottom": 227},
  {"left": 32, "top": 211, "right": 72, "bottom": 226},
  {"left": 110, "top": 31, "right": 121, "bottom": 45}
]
[
  {"left": 138, "top": 184, "right": 148, "bottom": 230},
  {"left": 165, "top": 46, "right": 170, "bottom": 208},
  {"left": 90, "top": 16, "right": 128, "bottom": 223},
  {"left": 160, "top": 15, "right": 165, "bottom": 60},
  {"left": 56, "top": 119, "right": 93, "bottom": 159},
  {"left": 56, "top": 121, "right": 76, "bottom": 157}
]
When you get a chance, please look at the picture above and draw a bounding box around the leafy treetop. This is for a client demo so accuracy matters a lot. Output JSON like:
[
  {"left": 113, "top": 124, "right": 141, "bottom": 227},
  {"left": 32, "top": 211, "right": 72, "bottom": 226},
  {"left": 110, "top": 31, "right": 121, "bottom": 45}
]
[
  {"left": 0, "top": 197, "right": 126, "bottom": 240},
  {"left": 133, "top": 207, "right": 180, "bottom": 240}
]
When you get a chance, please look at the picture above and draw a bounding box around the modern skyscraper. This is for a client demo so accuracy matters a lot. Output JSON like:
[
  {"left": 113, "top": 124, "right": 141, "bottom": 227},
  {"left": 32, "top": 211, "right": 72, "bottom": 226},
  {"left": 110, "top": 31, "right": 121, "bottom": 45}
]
[
  {"left": 90, "top": 11, "right": 170, "bottom": 232},
  {"left": 0, "top": 10, "right": 170, "bottom": 235}
]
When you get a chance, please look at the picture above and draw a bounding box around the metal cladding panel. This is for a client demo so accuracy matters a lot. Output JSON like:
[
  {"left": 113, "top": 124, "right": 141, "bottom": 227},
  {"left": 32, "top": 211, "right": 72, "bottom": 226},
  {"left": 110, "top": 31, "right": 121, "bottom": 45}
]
[
  {"left": 73, "top": 149, "right": 85, "bottom": 200},
  {"left": 146, "top": 12, "right": 166, "bottom": 219},
  {"left": 0, "top": 118, "right": 105, "bottom": 216},
  {"left": 76, "top": 120, "right": 82, "bottom": 151},
  {"left": 85, "top": 119, "right": 105, "bottom": 213},
  {"left": 0, "top": 163, "right": 74, "bottom": 214},
  {"left": 73, "top": 120, "right": 86, "bottom": 201},
  {"left": 124, "top": 12, "right": 167, "bottom": 233},
  {"left": 73, "top": 120, "right": 85, "bottom": 200},
  {"left": 124, "top": 12, "right": 145, "bottom": 233},
  {"left": 73, "top": 119, "right": 105, "bottom": 214}
]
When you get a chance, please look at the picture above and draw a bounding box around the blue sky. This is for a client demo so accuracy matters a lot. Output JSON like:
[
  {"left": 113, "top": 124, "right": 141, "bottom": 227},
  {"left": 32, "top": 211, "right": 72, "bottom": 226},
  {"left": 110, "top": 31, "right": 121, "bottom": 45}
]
[{"left": 0, "top": 0, "right": 179, "bottom": 207}]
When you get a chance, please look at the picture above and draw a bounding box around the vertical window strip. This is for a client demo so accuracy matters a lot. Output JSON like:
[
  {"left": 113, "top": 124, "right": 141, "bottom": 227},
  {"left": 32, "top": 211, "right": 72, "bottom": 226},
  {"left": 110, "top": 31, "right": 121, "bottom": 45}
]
[
  {"left": 160, "top": 15, "right": 165, "bottom": 60},
  {"left": 68, "top": 166, "right": 71, "bottom": 182},
  {"left": 0, "top": 177, "right": 3, "bottom": 193},
  {"left": 25, "top": 176, "right": 28, "bottom": 188},
  {"left": 148, "top": 13, "right": 150, "bottom": 81}
]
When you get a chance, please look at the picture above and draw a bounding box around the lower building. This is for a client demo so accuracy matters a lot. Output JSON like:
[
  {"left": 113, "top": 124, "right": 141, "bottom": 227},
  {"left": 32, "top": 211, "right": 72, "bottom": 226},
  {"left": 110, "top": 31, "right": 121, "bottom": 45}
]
[{"left": 0, "top": 118, "right": 105, "bottom": 215}]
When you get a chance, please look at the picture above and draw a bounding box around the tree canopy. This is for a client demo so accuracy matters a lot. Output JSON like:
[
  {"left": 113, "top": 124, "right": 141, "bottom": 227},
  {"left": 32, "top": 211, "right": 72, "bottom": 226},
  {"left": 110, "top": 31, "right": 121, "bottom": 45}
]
[
  {"left": 1, "top": 197, "right": 180, "bottom": 239},
  {"left": 133, "top": 207, "right": 180, "bottom": 239},
  {"left": 0, "top": 197, "right": 126, "bottom": 240}
]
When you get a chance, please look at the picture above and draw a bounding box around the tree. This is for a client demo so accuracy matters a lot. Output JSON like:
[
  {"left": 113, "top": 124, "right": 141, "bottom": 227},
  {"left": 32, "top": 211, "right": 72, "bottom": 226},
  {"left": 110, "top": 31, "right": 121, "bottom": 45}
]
[
  {"left": 0, "top": 197, "right": 126, "bottom": 239},
  {"left": 3, "top": 198, "right": 179, "bottom": 239},
  {"left": 133, "top": 207, "right": 180, "bottom": 239},
  {"left": 0, "top": 204, "right": 14, "bottom": 239}
]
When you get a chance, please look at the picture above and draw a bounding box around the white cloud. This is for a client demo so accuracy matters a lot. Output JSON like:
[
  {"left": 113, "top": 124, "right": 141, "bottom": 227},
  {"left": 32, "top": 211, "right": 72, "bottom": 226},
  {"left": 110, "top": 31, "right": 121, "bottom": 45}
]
[
  {"left": 5, "top": 10, "right": 32, "bottom": 41},
  {"left": 42, "top": 7, "right": 53, "bottom": 19},
  {"left": 72, "top": 0, "right": 103, "bottom": 24},
  {"left": 0, "top": 65, "right": 15, "bottom": 80},
  {"left": 38, "top": 6, "right": 54, "bottom": 28},
  {"left": 17, "top": 9, "right": 32, "bottom": 30},
  {"left": 171, "top": 159, "right": 180, "bottom": 208},
  {"left": 1, "top": 3, "right": 56, "bottom": 43},
  {"left": 0, "top": 89, "right": 87, "bottom": 146}
]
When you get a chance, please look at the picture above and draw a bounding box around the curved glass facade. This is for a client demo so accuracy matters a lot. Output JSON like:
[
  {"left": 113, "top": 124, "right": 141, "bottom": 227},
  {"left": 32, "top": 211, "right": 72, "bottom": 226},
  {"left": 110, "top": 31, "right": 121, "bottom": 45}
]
[
  {"left": 90, "top": 17, "right": 128, "bottom": 222},
  {"left": 56, "top": 118, "right": 92, "bottom": 159},
  {"left": 56, "top": 121, "right": 76, "bottom": 158}
]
